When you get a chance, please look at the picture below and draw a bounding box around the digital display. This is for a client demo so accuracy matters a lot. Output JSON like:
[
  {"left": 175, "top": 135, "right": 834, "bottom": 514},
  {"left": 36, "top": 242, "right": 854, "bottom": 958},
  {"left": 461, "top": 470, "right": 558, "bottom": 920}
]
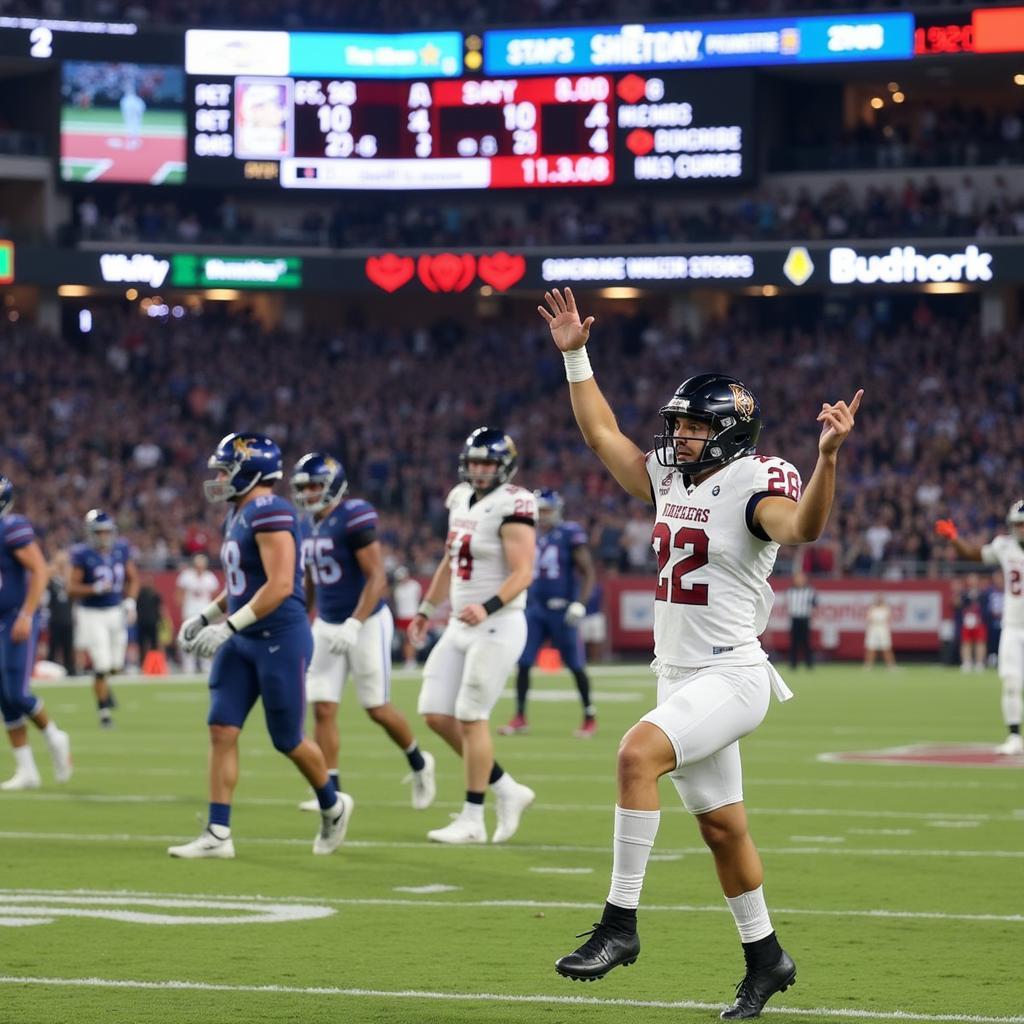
[
  {"left": 187, "top": 70, "right": 753, "bottom": 190},
  {"left": 61, "top": 61, "right": 187, "bottom": 184}
]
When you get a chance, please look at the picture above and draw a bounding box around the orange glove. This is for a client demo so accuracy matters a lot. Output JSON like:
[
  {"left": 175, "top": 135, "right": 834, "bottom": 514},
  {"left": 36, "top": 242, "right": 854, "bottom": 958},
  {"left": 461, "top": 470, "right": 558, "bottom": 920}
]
[{"left": 935, "top": 519, "right": 958, "bottom": 540}]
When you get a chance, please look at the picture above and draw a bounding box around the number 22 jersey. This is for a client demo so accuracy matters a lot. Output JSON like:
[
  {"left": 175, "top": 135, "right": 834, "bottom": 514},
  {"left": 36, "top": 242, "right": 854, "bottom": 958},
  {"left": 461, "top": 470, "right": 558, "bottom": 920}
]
[
  {"left": 444, "top": 482, "right": 537, "bottom": 615},
  {"left": 644, "top": 452, "right": 802, "bottom": 668}
]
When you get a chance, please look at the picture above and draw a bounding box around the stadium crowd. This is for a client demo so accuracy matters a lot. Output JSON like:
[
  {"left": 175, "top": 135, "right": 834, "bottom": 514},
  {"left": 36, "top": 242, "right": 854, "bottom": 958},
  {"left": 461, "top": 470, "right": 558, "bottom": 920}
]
[
  {"left": 69, "top": 173, "right": 1024, "bottom": 250},
  {"left": 1, "top": 299, "right": 1018, "bottom": 580}
]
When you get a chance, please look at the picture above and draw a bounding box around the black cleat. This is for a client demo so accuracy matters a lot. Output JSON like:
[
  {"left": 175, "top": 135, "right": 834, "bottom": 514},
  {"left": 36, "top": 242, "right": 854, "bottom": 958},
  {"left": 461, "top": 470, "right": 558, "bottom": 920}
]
[
  {"left": 720, "top": 950, "right": 796, "bottom": 1019},
  {"left": 555, "top": 922, "right": 640, "bottom": 981}
]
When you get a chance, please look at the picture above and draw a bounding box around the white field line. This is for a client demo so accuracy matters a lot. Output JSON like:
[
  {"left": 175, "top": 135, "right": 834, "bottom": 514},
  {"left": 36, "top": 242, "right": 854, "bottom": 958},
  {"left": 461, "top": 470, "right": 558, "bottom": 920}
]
[
  {"left": 9, "top": 792, "right": 1020, "bottom": 825},
  {"left": 0, "top": 830, "right": 1022, "bottom": 860},
  {"left": 0, "top": 974, "right": 1019, "bottom": 1022},
  {"left": 5, "top": 887, "right": 1018, "bottom": 927}
]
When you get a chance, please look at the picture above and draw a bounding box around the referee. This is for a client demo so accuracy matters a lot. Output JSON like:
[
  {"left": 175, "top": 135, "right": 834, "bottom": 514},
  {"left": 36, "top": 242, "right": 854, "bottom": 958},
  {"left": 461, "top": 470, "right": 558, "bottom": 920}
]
[{"left": 786, "top": 570, "right": 817, "bottom": 669}]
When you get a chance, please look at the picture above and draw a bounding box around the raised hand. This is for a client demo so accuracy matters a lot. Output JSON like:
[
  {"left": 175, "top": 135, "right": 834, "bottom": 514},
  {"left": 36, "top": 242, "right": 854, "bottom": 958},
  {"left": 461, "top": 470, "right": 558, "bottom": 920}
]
[
  {"left": 538, "top": 287, "right": 595, "bottom": 352},
  {"left": 817, "top": 389, "right": 864, "bottom": 457},
  {"left": 934, "top": 519, "right": 959, "bottom": 540}
]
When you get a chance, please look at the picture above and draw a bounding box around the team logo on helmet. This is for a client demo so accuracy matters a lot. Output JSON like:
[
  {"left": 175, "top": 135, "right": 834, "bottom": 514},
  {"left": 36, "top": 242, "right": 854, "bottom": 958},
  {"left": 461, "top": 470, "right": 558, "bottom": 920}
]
[
  {"left": 729, "top": 384, "right": 756, "bottom": 422},
  {"left": 232, "top": 436, "right": 257, "bottom": 459}
]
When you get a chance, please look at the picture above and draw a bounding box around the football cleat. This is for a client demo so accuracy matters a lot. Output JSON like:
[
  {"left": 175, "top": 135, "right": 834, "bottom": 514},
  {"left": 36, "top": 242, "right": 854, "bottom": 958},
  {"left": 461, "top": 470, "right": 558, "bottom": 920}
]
[
  {"left": 298, "top": 797, "right": 321, "bottom": 812},
  {"left": 405, "top": 750, "right": 437, "bottom": 810},
  {"left": 1, "top": 767, "right": 42, "bottom": 791},
  {"left": 427, "top": 814, "right": 487, "bottom": 845},
  {"left": 574, "top": 718, "right": 597, "bottom": 739},
  {"left": 555, "top": 922, "right": 641, "bottom": 981},
  {"left": 492, "top": 781, "right": 535, "bottom": 843},
  {"left": 498, "top": 714, "right": 529, "bottom": 736},
  {"left": 720, "top": 950, "right": 796, "bottom": 1019},
  {"left": 995, "top": 733, "right": 1023, "bottom": 755},
  {"left": 47, "top": 729, "right": 73, "bottom": 783},
  {"left": 167, "top": 827, "right": 235, "bottom": 859},
  {"left": 313, "top": 792, "right": 354, "bottom": 855}
]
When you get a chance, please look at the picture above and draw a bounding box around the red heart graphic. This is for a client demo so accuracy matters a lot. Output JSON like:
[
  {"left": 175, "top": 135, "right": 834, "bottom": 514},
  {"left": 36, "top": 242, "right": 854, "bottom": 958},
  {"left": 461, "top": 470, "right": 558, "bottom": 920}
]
[
  {"left": 477, "top": 252, "right": 526, "bottom": 292},
  {"left": 365, "top": 253, "right": 414, "bottom": 293},
  {"left": 418, "top": 253, "right": 476, "bottom": 293},
  {"left": 626, "top": 129, "right": 655, "bottom": 157},
  {"left": 617, "top": 74, "right": 647, "bottom": 104}
]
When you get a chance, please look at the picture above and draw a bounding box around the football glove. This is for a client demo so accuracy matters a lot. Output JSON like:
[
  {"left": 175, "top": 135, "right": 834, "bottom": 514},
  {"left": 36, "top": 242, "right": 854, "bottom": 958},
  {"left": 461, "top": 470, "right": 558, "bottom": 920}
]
[
  {"left": 193, "top": 622, "right": 233, "bottom": 658},
  {"left": 934, "top": 519, "right": 958, "bottom": 540},
  {"left": 122, "top": 596, "right": 137, "bottom": 626},
  {"left": 564, "top": 601, "right": 587, "bottom": 627},
  {"left": 177, "top": 614, "right": 206, "bottom": 652},
  {"left": 325, "top": 617, "right": 362, "bottom": 656}
]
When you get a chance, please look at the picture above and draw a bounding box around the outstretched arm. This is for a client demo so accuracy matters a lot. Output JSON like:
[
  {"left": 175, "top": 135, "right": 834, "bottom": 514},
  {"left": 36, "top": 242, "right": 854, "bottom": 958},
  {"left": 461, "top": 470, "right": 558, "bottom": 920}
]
[
  {"left": 539, "top": 288, "right": 652, "bottom": 504},
  {"left": 934, "top": 519, "right": 984, "bottom": 562},
  {"left": 756, "top": 390, "right": 864, "bottom": 546}
]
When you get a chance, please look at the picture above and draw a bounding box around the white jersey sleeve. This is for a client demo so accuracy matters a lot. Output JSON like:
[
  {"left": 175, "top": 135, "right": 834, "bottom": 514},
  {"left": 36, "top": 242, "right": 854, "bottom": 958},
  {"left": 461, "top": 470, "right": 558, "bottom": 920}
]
[
  {"left": 445, "top": 483, "right": 536, "bottom": 614},
  {"left": 648, "top": 454, "right": 801, "bottom": 669},
  {"left": 982, "top": 534, "right": 1024, "bottom": 629}
]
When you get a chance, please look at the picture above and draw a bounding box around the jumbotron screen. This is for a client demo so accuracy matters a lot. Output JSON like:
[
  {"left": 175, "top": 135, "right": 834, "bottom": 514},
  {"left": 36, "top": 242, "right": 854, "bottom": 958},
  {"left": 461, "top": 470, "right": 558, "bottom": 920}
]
[{"left": 186, "top": 70, "right": 754, "bottom": 190}]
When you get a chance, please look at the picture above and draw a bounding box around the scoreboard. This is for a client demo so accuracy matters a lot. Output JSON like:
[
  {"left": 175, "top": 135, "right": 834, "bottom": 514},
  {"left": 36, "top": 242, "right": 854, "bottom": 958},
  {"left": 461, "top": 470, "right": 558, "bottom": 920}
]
[{"left": 187, "top": 70, "right": 754, "bottom": 190}]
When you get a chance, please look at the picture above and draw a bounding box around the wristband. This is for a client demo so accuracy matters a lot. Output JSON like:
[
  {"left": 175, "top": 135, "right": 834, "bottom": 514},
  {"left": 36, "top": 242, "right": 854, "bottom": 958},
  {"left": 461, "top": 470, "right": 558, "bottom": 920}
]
[
  {"left": 199, "top": 600, "right": 225, "bottom": 627},
  {"left": 417, "top": 600, "right": 437, "bottom": 619},
  {"left": 482, "top": 595, "right": 505, "bottom": 615},
  {"left": 563, "top": 347, "right": 594, "bottom": 384},
  {"left": 226, "top": 602, "right": 258, "bottom": 633}
]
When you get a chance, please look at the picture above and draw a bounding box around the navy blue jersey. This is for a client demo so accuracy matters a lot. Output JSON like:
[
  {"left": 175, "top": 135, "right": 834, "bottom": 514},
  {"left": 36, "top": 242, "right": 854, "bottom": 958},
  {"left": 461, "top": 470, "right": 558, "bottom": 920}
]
[
  {"left": 221, "top": 494, "right": 306, "bottom": 636},
  {"left": 301, "top": 498, "right": 384, "bottom": 624},
  {"left": 529, "top": 521, "right": 588, "bottom": 605},
  {"left": 71, "top": 538, "right": 133, "bottom": 608},
  {"left": 0, "top": 515, "right": 36, "bottom": 615}
]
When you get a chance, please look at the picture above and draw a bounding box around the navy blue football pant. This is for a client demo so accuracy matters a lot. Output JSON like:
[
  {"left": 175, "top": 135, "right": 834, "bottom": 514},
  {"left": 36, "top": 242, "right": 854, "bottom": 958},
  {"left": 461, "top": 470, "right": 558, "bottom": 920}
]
[
  {"left": 518, "top": 606, "right": 586, "bottom": 672},
  {"left": 208, "top": 624, "right": 313, "bottom": 753},
  {"left": 0, "top": 609, "right": 41, "bottom": 729}
]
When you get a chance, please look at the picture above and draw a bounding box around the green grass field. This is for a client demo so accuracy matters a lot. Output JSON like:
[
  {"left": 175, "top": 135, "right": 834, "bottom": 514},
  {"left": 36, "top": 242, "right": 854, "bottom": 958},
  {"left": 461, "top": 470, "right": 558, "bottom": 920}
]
[
  {"left": 0, "top": 663, "right": 1020, "bottom": 1024},
  {"left": 60, "top": 108, "right": 187, "bottom": 134}
]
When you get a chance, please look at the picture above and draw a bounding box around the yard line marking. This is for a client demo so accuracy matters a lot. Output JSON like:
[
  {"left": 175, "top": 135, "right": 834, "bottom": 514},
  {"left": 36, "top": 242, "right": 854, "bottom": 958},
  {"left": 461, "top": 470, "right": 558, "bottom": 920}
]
[
  {"left": 0, "top": 975, "right": 1020, "bottom": 1022},
  {"left": 1, "top": 830, "right": 1022, "bottom": 860},
  {"left": 5, "top": 887, "right": 1020, "bottom": 925},
  {"left": 11, "top": 792, "right": 1018, "bottom": 823}
]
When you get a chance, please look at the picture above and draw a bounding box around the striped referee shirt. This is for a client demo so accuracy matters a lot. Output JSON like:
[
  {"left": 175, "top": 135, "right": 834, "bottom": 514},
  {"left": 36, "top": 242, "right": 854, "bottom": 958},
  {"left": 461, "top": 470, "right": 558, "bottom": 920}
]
[{"left": 786, "top": 586, "right": 816, "bottom": 620}]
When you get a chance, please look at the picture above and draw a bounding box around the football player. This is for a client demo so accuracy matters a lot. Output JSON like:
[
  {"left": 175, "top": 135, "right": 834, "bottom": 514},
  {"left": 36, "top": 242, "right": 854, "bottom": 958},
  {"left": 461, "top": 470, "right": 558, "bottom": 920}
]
[
  {"left": 0, "top": 477, "right": 72, "bottom": 790},
  {"left": 935, "top": 501, "right": 1024, "bottom": 754},
  {"left": 291, "top": 452, "right": 435, "bottom": 813},
  {"left": 175, "top": 553, "right": 220, "bottom": 675},
  {"left": 408, "top": 428, "right": 537, "bottom": 844},
  {"left": 68, "top": 508, "right": 138, "bottom": 727},
  {"left": 170, "top": 433, "right": 351, "bottom": 859},
  {"left": 540, "top": 287, "right": 862, "bottom": 1020},
  {"left": 500, "top": 489, "right": 597, "bottom": 737}
]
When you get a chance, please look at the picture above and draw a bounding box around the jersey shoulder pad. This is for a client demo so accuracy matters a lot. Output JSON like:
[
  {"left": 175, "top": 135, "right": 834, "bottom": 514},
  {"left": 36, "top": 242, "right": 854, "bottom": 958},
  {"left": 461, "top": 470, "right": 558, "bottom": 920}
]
[
  {"left": 69, "top": 542, "right": 89, "bottom": 565},
  {"left": 445, "top": 482, "right": 473, "bottom": 510},
  {"left": 3, "top": 515, "right": 35, "bottom": 548},
  {"left": 497, "top": 484, "right": 536, "bottom": 522},
  {"left": 248, "top": 498, "right": 296, "bottom": 533},
  {"left": 738, "top": 454, "right": 802, "bottom": 500},
  {"left": 564, "top": 520, "right": 588, "bottom": 546},
  {"left": 343, "top": 499, "right": 378, "bottom": 535}
]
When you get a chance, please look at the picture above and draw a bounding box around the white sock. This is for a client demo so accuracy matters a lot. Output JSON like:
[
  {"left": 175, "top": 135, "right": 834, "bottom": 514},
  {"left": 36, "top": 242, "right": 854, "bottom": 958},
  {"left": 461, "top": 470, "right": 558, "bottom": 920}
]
[
  {"left": 13, "top": 745, "right": 37, "bottom": 773},
  {"left": 490, "top": 772, "right": 517, "bottom": 796},
  {"left": 43, "top": 722, "right": 60, "bottom": 740},
  {"left": 725, "top": 885, "right": 774, "bottom": 943},
  {"left": 606, "top": 805, "right": 660, "bottom": 909},
  {"left": 461, "top": 801, "right": 485, "bottom": 823},
  {"left": 1002, "top": 681, "right": 1022, "bottom": 728}
]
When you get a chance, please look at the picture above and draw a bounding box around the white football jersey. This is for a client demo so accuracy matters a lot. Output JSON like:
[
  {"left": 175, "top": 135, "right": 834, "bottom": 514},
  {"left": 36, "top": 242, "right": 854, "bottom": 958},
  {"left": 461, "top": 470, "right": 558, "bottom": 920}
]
[
  {"left": 444, "top": 482, "right": 537, "bottom": 614},
  {"left": 866, "top": 604, "right": 891, "bottom": 629},
  {"left": 176, "top": 567, "right": 221, "bottom": 618},
  {"left": 645, "top": 452, "right": 802, "bottom": 668},
  {"left": 981, "top": 535, "right": 1024, "bottom": 629}
]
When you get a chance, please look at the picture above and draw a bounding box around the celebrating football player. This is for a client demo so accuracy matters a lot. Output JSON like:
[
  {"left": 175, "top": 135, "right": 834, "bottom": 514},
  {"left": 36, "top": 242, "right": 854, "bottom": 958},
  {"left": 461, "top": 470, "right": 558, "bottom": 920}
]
[
  {"left": 291, "top": 452, "right": 435, "bottom": 813},
  {"left": 935, "top": 502, "right": 1024, "bottom": 755},
  {"left": 408, "top": 428, "right": 537, "bottom": 845},
  {"left": 169, "top": 433, "right": 351, "bottom": 859},
  {"left": 540, "top": 286, "right": 863, "bottom": 1020}
]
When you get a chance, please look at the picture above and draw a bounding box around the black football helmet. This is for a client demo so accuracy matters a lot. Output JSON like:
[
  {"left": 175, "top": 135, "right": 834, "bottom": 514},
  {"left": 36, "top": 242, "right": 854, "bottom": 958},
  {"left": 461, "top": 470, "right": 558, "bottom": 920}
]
[
  {"left": 458, "top": 427, "right": 518, "bottom": 490},
  {"left": 655, "top": 373, "right": 762, "bottom": 473}
]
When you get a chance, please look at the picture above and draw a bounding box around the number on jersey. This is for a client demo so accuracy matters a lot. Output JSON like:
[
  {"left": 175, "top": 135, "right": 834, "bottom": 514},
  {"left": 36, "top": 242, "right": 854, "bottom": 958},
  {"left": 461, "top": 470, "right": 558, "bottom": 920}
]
[
  {"left": 652, "top": 523, "right": 709, "bottom": 606},
  {"left": 447, "top": 531, "right": 473, "bottom": 580}
]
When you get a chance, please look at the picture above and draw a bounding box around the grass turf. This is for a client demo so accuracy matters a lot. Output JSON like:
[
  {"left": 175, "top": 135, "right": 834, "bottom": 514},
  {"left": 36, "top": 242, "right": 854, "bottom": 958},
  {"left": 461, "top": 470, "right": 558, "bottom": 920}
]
[{"left": 0, "top": 662, "right": 1019, "bottom": 1023}]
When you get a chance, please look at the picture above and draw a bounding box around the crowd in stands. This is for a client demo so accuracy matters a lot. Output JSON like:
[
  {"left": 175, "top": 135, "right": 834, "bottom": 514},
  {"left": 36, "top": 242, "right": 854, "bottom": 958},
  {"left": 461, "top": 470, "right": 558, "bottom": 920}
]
[
  {"left": 1, "top": 300, "right": 1018, "bottom": 582},
  {"left": 0, "top": 0, "right": 979, "bottom": 30},
  {"left": 70, "top": 173, "right": 1024, "bottom": 251}
]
